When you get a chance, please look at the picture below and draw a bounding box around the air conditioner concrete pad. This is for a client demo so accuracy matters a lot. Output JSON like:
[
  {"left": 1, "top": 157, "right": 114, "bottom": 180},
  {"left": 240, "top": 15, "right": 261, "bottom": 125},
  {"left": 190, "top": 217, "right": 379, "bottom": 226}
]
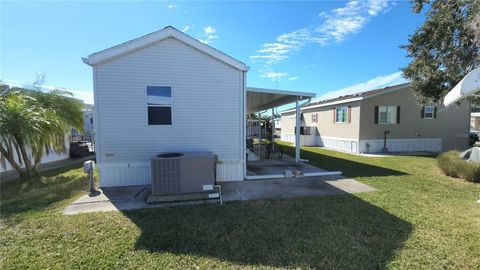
[{"left": 147, "top": 192, "right": 215, "bottom": 204}]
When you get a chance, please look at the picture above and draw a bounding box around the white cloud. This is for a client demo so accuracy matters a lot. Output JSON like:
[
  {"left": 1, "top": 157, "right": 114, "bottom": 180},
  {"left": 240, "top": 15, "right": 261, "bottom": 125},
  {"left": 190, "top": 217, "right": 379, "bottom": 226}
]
[
  {"left": 260, "top": 71, "right": 289, "bottom": 81},
  {"left": 199, "top": 26, "right": 219, "bottom": 44},
  {"left": 288, "top": 76, "right": 299, "bottom": 81},
  {"left": 167, "top": 4, "right": 177, "bottom": 9},
  {"left": 313, "top": 71, "right": 407, "bottom": 102},
  {"left": 251, "top": 0, "right": 391, "bottom": 65},
  {"left": 1, "top": 78, "right": 94, "bottom": 105},
  {"left": 204, "top": 26, "right": 216, "bottom": 35},
  {"left": 182, "top": 25, "right": 190, "bottom": 32}
]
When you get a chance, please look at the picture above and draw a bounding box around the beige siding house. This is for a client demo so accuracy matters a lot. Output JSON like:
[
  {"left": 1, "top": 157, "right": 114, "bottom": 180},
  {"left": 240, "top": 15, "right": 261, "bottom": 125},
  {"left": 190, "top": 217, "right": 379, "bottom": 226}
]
[
  {"left": 281, "top": 83, "right": 470, "bottom": 153},
  {"left": 471, "top": 112, "right": 480, "bottom": 131}
]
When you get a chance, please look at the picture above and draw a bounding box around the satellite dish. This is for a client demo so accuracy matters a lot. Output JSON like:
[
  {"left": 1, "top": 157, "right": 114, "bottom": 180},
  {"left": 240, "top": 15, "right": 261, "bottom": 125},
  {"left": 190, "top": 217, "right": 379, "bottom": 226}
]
[{"left": 444, "top": 67, "right": 480, "bottom": 107}]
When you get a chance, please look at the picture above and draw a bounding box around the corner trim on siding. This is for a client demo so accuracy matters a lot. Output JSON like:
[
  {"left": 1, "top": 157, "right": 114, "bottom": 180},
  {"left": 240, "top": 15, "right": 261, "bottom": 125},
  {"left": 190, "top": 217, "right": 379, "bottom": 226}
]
[{"left": 92, "top": 67, "right": 101, "bottom": 164}]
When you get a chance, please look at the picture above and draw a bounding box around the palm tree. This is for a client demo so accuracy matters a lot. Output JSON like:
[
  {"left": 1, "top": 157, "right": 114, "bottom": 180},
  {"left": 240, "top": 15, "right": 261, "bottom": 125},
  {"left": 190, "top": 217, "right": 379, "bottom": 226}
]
[{"left": 0, "top": 85, "right": 84, "bottom": 180}]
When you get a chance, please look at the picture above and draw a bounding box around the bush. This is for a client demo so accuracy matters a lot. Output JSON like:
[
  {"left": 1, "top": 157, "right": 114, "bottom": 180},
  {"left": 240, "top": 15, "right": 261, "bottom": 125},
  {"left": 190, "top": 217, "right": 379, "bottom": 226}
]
[{"left": 437, "top": 151, "right": 480, "bottom": 183}]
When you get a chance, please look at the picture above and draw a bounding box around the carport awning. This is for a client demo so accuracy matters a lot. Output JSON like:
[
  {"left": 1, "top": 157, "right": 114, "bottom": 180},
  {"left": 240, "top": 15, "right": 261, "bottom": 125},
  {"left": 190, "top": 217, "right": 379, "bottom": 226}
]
[
  {"left": 246, "top": 87, "right": 315, "bottom": 113},
  {"left": 444, "top": 67, "right": 480, "bottom": 107}
]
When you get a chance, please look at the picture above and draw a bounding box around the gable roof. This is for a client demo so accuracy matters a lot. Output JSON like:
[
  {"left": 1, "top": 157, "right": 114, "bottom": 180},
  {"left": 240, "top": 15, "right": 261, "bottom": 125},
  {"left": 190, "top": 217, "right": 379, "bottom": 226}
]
[
  {"left": 82, "top": 26, "right": 249, "bottom": 71},
  {"left": 281, "top": 82, "right": 411, "bottom": 114}
]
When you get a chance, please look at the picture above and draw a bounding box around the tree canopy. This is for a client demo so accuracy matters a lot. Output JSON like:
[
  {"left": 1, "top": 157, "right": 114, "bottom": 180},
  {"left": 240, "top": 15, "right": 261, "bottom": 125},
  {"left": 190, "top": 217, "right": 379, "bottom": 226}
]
[
  {"left": 402, "top": 0, "right": 480, "bottom": 102},
  {"left": 0, "top": 85, "right": 84, "bottom": 180}
]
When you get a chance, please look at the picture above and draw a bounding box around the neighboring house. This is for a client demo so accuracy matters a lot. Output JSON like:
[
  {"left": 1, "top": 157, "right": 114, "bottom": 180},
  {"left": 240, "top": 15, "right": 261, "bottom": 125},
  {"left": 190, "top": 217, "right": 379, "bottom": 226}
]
[
  {"left": 247, "top": 119, "right": 265, "bottom": 139},
  {"left": 274, "top": 118, "right": 281, "bottom": 130},
  {"left": 71, "top": 106, "right": 95, "bottom": 141},
  {"left": 83, "top": 108, "right": 95, "bottom": 139},
  {"left": 471, "top": 112, "right": 480, "bottom": 131},
  {"left": 281, "top": 83, "right": 470, "bottom": 153},
  {"left": 82, "top": 26, "right": 314, "bottom": 187},
  {"left": 0, "top": 146, "right": 70, "bottom": 174}
]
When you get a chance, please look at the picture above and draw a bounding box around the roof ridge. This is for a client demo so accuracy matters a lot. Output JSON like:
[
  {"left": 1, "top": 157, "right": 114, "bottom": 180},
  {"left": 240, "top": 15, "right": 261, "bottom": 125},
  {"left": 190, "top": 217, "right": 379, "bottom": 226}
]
[
  {"left": 83, "top": 26, "right": 248, "bottom": 71},
  {"left": 307, "top": 82, "right": 411, "bottom": 107}
]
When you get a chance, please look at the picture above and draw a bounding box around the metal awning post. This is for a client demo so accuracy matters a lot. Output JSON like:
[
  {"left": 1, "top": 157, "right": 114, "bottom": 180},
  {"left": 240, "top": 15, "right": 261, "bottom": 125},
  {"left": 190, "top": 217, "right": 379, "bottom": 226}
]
[
  {"left": 295, "top": 97, "right": 301, "bottom": 162},
  {"left": 271, "top": 107, "right": 275, "bottom": 153},
  {"left": 257, "top": 111, "right": 261, "bottom": 158}
]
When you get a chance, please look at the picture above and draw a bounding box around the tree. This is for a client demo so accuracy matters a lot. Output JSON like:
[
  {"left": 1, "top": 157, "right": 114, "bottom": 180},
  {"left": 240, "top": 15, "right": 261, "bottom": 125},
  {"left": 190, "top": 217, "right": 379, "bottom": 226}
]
[
  {"left": 0, "top": 84, "right": 83, "bottom": 181},
  {"left": 402, "top": 0, "right": 480, "bottom": 101}
]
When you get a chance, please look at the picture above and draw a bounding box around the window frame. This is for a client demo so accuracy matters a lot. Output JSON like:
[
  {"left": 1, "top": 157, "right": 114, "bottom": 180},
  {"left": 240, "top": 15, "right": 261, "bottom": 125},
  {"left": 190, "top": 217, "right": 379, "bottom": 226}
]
[
  {"left": 311, "top": 113, "right": 318, "bottom": 123},
  {"left": 146, "top": 85, "right": 173, "bottom": 126},
  {"left": 424, "top": 106, "right": 435, "bottom": 119},
  {"left": 335, "top": 106, "right": 348, "bottom": 124},
  {"left": 378, "top": 106, "right": 397, "bottom": 125}
]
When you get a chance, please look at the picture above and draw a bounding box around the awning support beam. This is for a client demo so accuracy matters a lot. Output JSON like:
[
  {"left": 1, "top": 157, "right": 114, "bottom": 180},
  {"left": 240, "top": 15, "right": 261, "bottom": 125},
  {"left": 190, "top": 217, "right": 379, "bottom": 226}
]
[{"left": 295, "top": 98, "right": 301, "bottom": 163}]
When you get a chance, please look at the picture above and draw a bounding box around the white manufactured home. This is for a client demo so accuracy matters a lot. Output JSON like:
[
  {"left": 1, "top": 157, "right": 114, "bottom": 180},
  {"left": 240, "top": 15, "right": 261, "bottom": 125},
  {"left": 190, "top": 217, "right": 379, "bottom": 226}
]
[{"left": 83, "top": 26, "right": 316, "bottom": 187}]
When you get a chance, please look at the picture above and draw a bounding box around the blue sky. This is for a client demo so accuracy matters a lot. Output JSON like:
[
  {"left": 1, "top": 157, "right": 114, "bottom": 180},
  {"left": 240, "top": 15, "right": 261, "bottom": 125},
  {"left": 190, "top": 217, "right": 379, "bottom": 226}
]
[{"left": 1, "top": 0, "right": 426, "bottom": 104}]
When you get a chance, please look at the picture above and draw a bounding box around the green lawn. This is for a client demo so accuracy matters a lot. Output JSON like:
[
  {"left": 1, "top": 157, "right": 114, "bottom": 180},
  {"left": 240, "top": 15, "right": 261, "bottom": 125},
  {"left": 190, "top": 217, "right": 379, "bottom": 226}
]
[{"left": 1, "top": 146, "right": 480, "bottom": 269}]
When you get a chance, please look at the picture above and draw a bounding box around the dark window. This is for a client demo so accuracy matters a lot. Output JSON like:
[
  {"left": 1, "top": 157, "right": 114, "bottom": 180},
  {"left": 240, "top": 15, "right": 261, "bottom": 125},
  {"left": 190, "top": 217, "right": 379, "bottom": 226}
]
[
  {"left": 148, "top": 107, "right": 172, "bottom": 125},
  {"left": 90, "top": 118, "right": 93, "bottom": 124},
  {"left": 147, "top": 86, "right": 172, "bottom": 125}
]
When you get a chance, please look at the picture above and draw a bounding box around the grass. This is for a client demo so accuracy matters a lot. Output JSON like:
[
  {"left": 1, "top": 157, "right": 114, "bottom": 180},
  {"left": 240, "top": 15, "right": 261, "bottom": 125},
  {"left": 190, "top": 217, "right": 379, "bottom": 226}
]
[{"left": 1, "top": 145, "right": 480, "bottom": 269}]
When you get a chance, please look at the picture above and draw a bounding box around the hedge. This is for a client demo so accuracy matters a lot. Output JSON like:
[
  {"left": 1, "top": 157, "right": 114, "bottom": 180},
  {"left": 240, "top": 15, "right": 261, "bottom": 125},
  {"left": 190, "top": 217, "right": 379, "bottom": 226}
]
[{"left": 437, "top": 151, "right": 480, "bottom": 183}]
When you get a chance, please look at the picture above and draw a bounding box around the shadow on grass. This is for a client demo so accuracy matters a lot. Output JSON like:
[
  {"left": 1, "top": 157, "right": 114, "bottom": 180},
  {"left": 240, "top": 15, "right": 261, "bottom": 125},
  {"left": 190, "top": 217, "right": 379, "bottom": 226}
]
[
  {"left": 0, "top": 163, "right": 88, "bottom": 218},
  {"left": 123, "top": 194, "right": 412, "bottom": 269},
  {"left": 280, "top": 144, "right": 408, "bottom": 178}
]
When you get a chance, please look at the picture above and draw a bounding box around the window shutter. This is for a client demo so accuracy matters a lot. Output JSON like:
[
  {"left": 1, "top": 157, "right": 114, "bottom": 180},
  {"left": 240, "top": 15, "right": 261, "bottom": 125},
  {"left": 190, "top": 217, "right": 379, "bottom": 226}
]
[
  {"left": 374, "top": 106, "right": 379, "bottom": 124},
  {"left": 333, "top": 108, "right": 336, "bottom": 123},
  {"left": 433, "top": 107, "right": 437, "bottom": 118},
  {"left": 397, "top": 106, "right": 401, "bottom": 124},
  {"left": 348, "top": 106, "right": 352, "bottom": 123},
  {"left": 420, "top": 106, "right": 425, "bottom": 118}
]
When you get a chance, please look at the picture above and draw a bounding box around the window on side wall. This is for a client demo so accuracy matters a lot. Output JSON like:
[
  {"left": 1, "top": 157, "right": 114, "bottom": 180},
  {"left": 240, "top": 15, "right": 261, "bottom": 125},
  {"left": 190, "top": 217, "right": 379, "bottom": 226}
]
[
  {"left": 312, "top": 113, "right": 318, "bottom": 123},
  {"left": 378, "top": 106, "right": 397, "bottom": 124},
  {"left": 336, "top": 107, "right": 348, "bottom": 123},
  {"left": 147, "top": 86, "right": 172, "bottom": 125},
  {"left": 424, "top": 106, "right": 435, "bottom": 119}
]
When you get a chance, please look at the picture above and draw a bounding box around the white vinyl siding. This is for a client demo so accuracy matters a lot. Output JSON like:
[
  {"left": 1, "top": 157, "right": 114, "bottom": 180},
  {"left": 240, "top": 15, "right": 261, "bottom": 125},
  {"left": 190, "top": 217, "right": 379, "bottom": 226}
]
[
  {"left": 378, "top": 106, "right": 397, "bottom": 124},
  {"left": 94, "top": 38, "right": 243, "bottom": 186}
]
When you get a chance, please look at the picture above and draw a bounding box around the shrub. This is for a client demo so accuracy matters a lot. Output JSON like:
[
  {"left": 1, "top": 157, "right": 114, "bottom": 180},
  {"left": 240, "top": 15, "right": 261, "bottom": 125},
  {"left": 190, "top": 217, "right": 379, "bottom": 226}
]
[{"left": 437, "top": 151, "right": 480, "bottom": 183}]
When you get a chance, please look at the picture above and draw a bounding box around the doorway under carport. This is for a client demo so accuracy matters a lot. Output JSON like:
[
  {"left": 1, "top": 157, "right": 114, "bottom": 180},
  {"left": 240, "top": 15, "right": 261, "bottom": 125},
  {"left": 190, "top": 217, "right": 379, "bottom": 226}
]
[{"left": 245, "top": 87, "right": 341, "bottom": 180}]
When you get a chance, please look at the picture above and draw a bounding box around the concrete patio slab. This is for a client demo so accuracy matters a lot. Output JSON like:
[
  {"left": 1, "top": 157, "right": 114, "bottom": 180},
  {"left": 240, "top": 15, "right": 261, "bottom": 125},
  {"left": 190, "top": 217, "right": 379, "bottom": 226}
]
[
  {"left": 64, "top": 186, "right": 214, "bottom": 215},
  {"left": 247, "top": 155, "right": 325, "bottom": 176},
  {"left": 221, "top": 176, "right": 376, "bottom": 202},
  {"left": 64, "top": 176, "right": 376, "bottom": 215}
]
